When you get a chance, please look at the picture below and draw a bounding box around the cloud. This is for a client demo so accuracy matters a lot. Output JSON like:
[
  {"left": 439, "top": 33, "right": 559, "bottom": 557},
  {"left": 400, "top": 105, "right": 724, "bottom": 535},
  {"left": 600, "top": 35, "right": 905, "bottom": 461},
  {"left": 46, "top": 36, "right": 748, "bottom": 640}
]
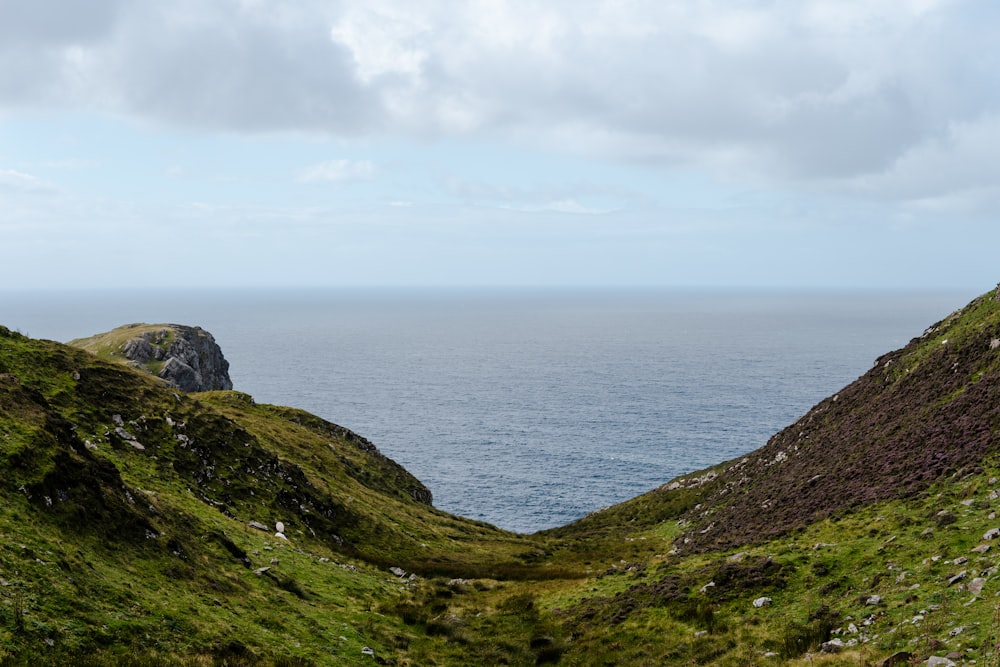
[
  {"left": 0, "top": 0, "right": 996, "bottom": 205},
  {"left": 500, "top": 199, "right": 616, "bottom": 215},
  {"left": 0, "top": 168, "right": 54, "bottom": 193},
  {"left": 297, "top": 159, "right": 376, "bottom": 184}
]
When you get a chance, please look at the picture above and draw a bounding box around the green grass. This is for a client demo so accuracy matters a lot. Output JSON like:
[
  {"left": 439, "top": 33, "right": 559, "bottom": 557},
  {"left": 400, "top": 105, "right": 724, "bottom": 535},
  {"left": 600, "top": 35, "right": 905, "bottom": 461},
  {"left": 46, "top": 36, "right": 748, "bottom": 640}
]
[{"left": 7, "top": 286, "right": 1000, "bottom": 664}]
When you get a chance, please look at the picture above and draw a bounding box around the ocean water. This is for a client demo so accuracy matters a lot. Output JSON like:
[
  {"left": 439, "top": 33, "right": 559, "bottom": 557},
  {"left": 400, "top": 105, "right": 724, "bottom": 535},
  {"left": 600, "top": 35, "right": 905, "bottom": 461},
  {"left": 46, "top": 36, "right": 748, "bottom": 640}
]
[{"left": 0, "top": 287, "right": 973, "bottom": 533}]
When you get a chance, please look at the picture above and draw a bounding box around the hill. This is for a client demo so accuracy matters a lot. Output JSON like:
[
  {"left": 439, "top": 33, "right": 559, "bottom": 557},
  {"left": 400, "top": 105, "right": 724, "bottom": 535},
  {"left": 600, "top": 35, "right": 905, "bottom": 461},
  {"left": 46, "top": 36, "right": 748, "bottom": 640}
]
[{"left": 3, "top": 285, "right": 1000, "bottom": 664}]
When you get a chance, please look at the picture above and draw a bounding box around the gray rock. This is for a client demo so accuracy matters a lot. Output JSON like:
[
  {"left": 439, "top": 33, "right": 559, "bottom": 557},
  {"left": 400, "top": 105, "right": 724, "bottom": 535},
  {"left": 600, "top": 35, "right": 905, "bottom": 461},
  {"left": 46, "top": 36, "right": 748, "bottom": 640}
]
[
  {"left": 821, "top": 638, "right": 845, "bottom": 653},
  {"left": 752, "top": 596, "right": 772, "bottom": 608},
  {"left": 969, "top": 577, "right": 987, "bottom": 595},
  {"left": 926, "top": 657, "right": 956, "bottom": 667},
  {"left": 984, "top": 528, "right": 1000, "bottom": 540},
  {"left": 948, "top": 570, "right": 968, "bottom": 586},
  {"left": 119, "top": 325, "right": 233, "bottom": 392},
  {"left": 879, "top": 651, "right": 912, "bottom": 667}
]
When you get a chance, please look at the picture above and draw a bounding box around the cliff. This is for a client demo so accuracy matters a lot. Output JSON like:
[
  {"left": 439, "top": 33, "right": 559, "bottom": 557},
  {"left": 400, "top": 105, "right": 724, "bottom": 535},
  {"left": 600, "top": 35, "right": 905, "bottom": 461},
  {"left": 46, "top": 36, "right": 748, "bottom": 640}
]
[{"left": 70, "top": 323, "right": 233, "bottom": 392}]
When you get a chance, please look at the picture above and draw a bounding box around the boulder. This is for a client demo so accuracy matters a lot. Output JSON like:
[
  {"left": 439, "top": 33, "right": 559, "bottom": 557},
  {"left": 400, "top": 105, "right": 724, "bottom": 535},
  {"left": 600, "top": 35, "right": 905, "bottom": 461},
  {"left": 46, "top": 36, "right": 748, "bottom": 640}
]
[
  {"left": 879, "top": 651, "right": 911, "bottom": 667},
  {"left": 926, "top": 657, "right": 956, "bottom": 667},
  {"left": 752, "top": 597, "right": 772, "bottom": 608},
  {"left": 947, "top": 570, "right": 967, "bottom": 586},
  {"left": 821, "top": 638, "right": 845, "bottom": 653}
]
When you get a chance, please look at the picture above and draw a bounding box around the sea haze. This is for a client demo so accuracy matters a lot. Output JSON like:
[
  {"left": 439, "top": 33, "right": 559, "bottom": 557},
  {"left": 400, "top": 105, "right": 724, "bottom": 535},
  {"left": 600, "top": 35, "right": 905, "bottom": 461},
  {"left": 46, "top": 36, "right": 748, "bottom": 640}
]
[{"left": 0, "top": 287, "right": 973, "bottom": 533}]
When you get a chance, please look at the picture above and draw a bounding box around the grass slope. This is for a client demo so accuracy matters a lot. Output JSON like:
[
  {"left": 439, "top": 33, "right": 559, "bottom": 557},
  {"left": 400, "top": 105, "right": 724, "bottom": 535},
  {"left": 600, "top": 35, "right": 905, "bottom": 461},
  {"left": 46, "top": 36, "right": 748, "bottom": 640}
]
[{"left": 3, "top": 285, "right": 1000, "bottom": 665}]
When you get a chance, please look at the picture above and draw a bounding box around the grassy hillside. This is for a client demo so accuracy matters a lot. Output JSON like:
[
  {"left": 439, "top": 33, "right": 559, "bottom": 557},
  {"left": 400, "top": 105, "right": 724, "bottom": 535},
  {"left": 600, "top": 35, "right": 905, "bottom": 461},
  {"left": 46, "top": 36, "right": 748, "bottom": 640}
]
[{"left": 3, "top": 285, "right": 1000, "bottom": 665}]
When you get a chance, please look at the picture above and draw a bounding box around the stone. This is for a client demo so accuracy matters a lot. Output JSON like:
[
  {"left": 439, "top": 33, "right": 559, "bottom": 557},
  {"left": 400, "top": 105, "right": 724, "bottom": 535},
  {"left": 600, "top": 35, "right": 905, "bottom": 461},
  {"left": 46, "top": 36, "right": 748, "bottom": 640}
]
[
  {"left": 953, "top": 556, "right": 968, "bottom": 565},
  {"left": 866, "top": 595, "right": 882, "bottom": 605},
  {"left": 879, "top": 651, "right": 912, "bottom": 667},
  {"left": 948, "top": 570, "right": 967, "bottom": 586},
  {"left": 275, "top": 521, "right": 285, "bottom": 534},
  {"left": 821, "top": 638, "right": 845, "bottom": 653},
  {"left": 389, "top": 567, "right": 407, "bottom": 578},
  {"left": 247, "top": 521, "right": 268, "bottom": 531},
  {"left": 274, "top": 532, "right": 287, "bottom": 540},
  {"left": 361, "top": 646, "right": 375, "bottom": 657},
  {"left": 948, "top": 626, "right": 965, "bottom": 637},
  {"left": 969, "top": 577, "right": 986, "bottom": 595},
  {"left": 752, "top": 597, "right": 772, "bottom": 608},
  {"left": 972, "top": 544, "right": 991, "bottom": 553},
  {"left": 984, "top": 528, "right": 1000, "bottom": 540},
  {"left": 925, "top": 657, "right": 956, "bottom": 667}
]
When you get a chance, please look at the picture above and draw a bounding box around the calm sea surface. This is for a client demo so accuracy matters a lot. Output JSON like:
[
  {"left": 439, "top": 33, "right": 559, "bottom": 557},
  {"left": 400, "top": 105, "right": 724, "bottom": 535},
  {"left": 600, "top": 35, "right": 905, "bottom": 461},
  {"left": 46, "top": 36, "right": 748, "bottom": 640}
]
[{"left": 0, "top": 287, "right": 974, "bottom": 533}]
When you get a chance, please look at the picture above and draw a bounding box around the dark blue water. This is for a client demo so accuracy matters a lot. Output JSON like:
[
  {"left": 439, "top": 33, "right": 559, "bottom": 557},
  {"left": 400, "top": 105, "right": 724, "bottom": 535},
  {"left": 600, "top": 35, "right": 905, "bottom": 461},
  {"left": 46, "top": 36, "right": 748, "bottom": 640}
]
[{"left": 0, "top": 287, "right": 973, "bottom": 532}]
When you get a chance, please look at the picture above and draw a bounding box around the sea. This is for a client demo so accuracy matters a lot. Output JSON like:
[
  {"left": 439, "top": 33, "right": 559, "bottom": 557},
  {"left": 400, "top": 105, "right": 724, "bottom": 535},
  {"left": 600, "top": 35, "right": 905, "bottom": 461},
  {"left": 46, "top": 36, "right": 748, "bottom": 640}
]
[{"left": 0, "top": 287, "right": 975, "bottom": 533}]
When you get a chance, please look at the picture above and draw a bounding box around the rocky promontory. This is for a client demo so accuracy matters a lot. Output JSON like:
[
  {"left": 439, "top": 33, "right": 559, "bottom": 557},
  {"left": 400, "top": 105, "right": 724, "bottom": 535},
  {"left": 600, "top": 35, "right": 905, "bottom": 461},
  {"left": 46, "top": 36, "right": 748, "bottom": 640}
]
[{"left": 70, "top": 323, "right": 233, "bottom": 392}]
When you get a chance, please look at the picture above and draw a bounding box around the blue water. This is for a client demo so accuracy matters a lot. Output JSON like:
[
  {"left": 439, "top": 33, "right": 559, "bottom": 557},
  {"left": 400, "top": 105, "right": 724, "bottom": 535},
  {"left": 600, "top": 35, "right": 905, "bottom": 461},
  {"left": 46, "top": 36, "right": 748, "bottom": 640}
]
[{"left": 0, "top": 287, "right": 973, "bottom": 532}]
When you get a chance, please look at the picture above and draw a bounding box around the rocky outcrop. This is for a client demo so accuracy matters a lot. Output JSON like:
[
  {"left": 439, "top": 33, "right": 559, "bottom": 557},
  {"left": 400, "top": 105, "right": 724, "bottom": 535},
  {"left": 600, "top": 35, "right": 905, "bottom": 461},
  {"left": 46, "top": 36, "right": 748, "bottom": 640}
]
[{"left": 114, "top": 324, "right": 233, "bottom": 392}]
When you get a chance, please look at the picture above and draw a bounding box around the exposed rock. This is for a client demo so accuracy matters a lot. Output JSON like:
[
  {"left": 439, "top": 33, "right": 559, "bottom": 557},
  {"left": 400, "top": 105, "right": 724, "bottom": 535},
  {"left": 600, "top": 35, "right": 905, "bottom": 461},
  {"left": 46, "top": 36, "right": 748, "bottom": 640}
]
[
  {"left": 948, "top": 570, "right": 968, "bottom": 586},
  {"left": 821, "top": 638, "right": 845, "bottom": 653},
  {"left": 247, "top": 521, "right": 269, "bottom": 532},
  {"left": 926, "top": 657, "right": 956, "bottom": 667},
  {"left": 752, "top": 596, "right": 771, "bottom": 608},
  {"left": 85, "top": 324, "right": 233, "bottom": 392},
  {"left": 275, "top": 521, "right": 285, "bottom": 534},
  {"left": 969, "top": 577, "right": 986, "bottom": 595},
  {"left": 984, "top": 527, "right": 1000, "bottom": 540},
  {"left": 879, "top": 650, "right": 912, "bottom": 666}
]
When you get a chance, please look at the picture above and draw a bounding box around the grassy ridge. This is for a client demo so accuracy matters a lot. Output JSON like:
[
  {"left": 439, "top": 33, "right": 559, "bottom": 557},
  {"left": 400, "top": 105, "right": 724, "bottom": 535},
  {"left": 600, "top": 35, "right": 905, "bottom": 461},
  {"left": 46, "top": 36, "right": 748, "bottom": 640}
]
[{"left": 3, "top": 286, "right": 1000, "bottom": 664}]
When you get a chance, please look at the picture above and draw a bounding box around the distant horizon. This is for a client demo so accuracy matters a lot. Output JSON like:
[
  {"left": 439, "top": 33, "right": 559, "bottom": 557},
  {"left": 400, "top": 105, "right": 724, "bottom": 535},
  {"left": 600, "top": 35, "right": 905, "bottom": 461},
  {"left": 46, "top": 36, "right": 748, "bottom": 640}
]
[{"left": 0, "top": 282, "right": 989, "bottom": 294}]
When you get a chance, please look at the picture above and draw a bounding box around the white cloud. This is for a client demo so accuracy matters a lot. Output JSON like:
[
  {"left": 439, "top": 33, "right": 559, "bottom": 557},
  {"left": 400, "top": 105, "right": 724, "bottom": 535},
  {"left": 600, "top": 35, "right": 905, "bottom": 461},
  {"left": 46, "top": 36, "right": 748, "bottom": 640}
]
[
  {"left": 297, "top": 159, "right": 376, "bottom": 184},
  {"left": 0, "top": 168, "right": 54, "bottom": 193},
  {"left": 0, "top": 0, "right": 996, "bottom": 206},
  {"left": 500, "top": 199, "right": 616, "bottom": 215}
]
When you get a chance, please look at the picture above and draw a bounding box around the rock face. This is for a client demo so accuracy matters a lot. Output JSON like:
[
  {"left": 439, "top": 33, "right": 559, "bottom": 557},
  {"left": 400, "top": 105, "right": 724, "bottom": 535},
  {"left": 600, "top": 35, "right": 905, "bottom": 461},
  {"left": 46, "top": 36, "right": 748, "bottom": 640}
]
[{"left": 119, "top": 324, "right": 233, "bottom": 392}]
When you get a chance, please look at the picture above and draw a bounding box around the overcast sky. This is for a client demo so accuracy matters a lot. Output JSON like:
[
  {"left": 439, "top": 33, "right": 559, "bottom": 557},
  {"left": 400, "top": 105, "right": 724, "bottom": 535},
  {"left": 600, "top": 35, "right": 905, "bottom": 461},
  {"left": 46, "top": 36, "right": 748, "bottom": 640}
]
[{"left": 1, "top": 0, "right": 998, "bottom": 290}]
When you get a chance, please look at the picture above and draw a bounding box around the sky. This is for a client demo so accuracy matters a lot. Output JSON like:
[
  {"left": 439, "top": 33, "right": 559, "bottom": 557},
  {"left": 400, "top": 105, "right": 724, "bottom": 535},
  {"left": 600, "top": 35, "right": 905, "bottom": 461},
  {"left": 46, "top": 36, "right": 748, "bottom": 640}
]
[{"left": 1, "top": 0, "right": 999, "bottom": 290}]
